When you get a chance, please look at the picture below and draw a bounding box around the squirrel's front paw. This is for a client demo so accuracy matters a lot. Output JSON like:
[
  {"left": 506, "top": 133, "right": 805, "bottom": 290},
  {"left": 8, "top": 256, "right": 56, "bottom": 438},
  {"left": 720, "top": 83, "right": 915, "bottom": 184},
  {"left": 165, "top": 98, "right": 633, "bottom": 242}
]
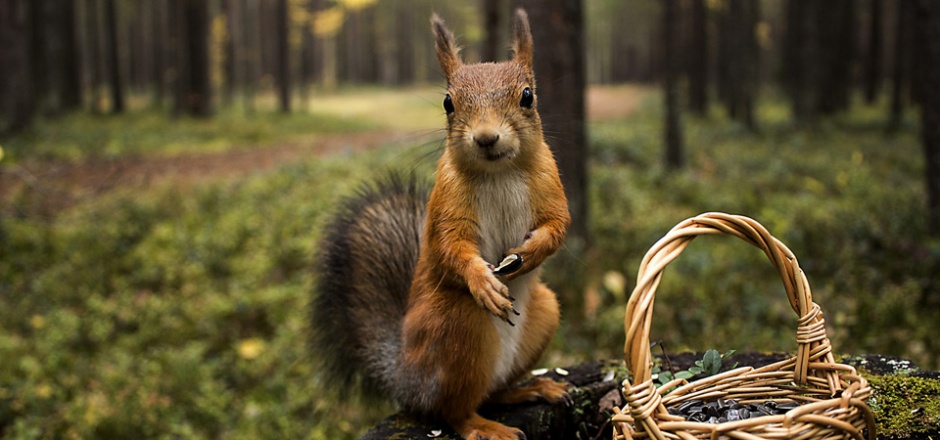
[{"left": 468, "top": 271, "right": 517, "bottom": 324}]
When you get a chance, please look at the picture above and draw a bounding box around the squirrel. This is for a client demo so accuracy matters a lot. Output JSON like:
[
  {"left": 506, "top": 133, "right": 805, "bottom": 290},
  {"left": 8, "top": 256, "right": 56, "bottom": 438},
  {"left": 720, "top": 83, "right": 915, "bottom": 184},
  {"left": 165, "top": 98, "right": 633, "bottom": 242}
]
[{"left": 311, "top": 9, "right": 571, "bottom": 440}]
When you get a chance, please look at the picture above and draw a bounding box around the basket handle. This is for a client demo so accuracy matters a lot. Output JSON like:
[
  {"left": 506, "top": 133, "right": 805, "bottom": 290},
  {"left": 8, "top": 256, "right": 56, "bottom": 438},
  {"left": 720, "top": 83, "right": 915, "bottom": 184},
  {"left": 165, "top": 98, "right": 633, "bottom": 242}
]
[{"left": 624, "top": 212, "right": 840, "bottom": 392}]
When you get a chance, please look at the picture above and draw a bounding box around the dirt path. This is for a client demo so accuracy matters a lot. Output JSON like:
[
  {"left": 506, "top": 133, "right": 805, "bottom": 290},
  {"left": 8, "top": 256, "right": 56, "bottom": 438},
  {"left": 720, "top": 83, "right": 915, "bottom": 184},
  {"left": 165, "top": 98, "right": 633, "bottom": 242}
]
[{"left": 0, "top": 85, "right": 648, "bottom": 214}]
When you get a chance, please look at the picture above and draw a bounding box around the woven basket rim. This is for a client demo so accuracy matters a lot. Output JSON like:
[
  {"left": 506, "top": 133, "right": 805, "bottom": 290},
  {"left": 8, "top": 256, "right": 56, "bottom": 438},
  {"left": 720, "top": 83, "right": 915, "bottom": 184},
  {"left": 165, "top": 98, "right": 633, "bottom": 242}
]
[{"left": 614, "top": 212, "right": 876, "bottom": 440}]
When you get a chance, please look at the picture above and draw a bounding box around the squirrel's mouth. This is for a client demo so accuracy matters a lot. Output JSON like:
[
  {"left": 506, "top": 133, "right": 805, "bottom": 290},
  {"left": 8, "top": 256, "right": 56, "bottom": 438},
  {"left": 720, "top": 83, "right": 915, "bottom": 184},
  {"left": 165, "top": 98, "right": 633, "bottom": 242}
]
[{"left": 483, "top": 150, "right": 515, "bottom": 161}]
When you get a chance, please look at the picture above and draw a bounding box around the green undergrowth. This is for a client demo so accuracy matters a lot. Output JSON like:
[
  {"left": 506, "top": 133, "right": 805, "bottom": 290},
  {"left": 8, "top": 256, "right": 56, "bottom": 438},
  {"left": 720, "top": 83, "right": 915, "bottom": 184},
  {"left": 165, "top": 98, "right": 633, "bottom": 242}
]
[
  {"left": 0, "top": 145, "right": 432, "bottom": 439},
  {"left": 1, "top": 91, "right": 937, "bottom": 438},
  {"left": 562, "top": 95, "right": 939, "bottom": 373},
  {"left": 0, "top": 106, "right": 377, "bottom": 164}
]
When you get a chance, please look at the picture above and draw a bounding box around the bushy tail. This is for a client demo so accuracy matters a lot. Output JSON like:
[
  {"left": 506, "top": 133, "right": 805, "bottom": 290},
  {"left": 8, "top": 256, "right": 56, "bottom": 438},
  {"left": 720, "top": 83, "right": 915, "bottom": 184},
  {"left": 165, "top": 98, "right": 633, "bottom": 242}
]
[{"left": 310, "top": 173, "right": 428, "bottom": 399}]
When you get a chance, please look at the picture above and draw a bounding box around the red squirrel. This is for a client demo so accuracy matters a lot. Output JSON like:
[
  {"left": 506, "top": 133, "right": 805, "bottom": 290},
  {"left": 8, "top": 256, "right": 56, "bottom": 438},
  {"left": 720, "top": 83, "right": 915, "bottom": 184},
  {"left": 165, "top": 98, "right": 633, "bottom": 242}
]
[{"left": 311, "top": 9, "right": 570, "bottom": 439}]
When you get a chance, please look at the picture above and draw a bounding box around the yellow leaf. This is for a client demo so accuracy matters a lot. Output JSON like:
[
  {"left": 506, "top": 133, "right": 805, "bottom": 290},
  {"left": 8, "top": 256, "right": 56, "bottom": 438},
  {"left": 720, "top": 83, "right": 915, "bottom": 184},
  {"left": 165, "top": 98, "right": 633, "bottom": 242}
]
[
  {"left": 0, "top": 144, "right": 4, "bottom": 162},
  {"left": 338, "top": 0, "right": 377, "bottom": 12},
  {"left": 30, "top": 315, "right": 46, "bottom": 330},
  {"left": 603, "top": 271, "right": 627, "bottom": 301},
  {"left": 314, "top": 7, "right": 345, "bottom": 38},
  {"left": 237, "top": 338, "right": 266, "bottom": 360}
]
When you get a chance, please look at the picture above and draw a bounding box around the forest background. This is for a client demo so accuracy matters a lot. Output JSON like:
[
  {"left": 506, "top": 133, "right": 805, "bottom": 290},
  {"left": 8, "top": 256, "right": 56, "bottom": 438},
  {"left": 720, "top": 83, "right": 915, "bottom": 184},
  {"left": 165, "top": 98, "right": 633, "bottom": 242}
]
[{"left": 1, "top": 0, "right": 939, "bottom": 438}]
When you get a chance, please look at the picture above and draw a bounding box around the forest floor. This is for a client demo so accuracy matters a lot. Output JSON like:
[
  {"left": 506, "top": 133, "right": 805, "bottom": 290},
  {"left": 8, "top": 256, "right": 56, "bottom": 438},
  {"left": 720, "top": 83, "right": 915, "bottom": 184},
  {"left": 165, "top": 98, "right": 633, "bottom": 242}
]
[{"left": 0, "top": 84, "right": 649, "bottom": 215}]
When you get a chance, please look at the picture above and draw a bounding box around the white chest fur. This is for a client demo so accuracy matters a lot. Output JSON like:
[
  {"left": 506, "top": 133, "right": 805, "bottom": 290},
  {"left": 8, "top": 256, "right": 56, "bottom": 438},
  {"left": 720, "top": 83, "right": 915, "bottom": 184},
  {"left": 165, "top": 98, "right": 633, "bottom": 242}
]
[{"left": 474, "top": 172, "right": 534, "bottom": 391}]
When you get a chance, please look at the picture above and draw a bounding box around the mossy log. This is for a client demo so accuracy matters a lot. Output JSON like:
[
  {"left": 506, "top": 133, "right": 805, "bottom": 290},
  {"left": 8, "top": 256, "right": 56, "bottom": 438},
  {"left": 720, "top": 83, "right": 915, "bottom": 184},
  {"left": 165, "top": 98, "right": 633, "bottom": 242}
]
[{"left": 359, "top": 354, "right": 939, "bottom": 440}]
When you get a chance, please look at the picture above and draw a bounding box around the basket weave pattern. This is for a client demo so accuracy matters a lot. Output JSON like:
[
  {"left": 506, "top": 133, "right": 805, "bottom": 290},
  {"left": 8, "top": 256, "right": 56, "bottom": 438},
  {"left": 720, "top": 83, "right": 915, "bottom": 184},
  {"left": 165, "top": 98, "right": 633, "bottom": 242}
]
[{"left": 612, "top": 213, "right": 875, "bottom": 440}]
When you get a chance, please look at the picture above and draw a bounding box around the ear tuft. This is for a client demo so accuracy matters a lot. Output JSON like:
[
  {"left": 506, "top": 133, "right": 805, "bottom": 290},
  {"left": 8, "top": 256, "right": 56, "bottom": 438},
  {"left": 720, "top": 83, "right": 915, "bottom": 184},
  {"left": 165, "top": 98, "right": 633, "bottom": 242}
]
[
  {"left": 431, "top": 13, "right": 461, "bottom": 79},
  {"left": 512, "top": 8, "right": 534, "bottom": 72}
]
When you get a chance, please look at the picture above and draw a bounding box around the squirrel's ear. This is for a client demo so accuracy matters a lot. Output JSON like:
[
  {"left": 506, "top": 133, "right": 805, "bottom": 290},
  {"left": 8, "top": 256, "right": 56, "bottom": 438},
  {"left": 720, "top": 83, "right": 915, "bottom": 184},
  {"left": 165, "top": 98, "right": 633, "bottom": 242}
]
[
  {"left": 431, "top": 13, "right": 461, "bottom": 79},
  {"left": 511, "top": 8, "right": 534, "bottom": 72}
]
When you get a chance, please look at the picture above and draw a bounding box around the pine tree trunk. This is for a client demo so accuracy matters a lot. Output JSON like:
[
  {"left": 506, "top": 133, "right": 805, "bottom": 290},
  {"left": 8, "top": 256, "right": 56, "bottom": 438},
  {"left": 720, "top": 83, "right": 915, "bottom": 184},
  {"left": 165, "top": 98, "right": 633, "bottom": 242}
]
[
  {"left": 663, "top": 0, "right": 684, "bottom": 170},
  {"left": 276, "top": 0, "right": 290, "bottom": 112},
  {"left": 688, "top": 0, "right": 708, "bottom": 115},
  {"left": 481, "top": 0, "right": 503, "bottom": 62},
  {"left": 889, "top": 0, "right": 912, "bottom": 132},
  {"left": 517, "top": 0, "right": 588, "bottom": 248},
  {"left": 395, "top": 0, "right": 415, "bottom": 85},
  {"left": 0, "top": 0, "right": 35, "bottom": 133},
  {"left": 915, "top": 0, "right": 940, "bottom": 235},
  {"left": 105, "top": 0, "right": 124, "bottom": 113},
  {"left": 60, "top": 0, "right": 82, "bottom": 110},
  {"left": 864, "top": 0, "right": 883, "bottom": 104},
  {"left": 175, "top": 0, "right": 211, "bottom": 117}
]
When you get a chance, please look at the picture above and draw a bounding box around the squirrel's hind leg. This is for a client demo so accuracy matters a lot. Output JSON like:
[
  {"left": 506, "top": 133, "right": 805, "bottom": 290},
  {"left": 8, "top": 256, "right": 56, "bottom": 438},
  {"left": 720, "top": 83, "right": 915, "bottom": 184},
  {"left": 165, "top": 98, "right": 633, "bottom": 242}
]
[
  {"left": 490, "top": 377, "right": 570, "bottom": 405},
  {"left": 452, "top": 413, "right": 526, "bottom": 440}
]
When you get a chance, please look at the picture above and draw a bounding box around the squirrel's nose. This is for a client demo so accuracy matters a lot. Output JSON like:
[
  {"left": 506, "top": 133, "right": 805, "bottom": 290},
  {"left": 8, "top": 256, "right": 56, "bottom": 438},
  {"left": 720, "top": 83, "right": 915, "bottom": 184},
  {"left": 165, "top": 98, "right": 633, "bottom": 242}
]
[{"left": 474, "top": 132, "right": 500, "bottom": 149}]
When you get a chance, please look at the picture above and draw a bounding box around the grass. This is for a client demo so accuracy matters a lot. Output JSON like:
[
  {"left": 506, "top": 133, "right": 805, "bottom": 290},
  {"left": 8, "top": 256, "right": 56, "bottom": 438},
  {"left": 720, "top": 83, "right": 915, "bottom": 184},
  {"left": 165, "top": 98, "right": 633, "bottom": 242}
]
[
  {"left": 0, "top": 86, "right": 447, "bottom": 164},
  {"left": 0, "top": 87, "right": 937, "bottom": 438}
]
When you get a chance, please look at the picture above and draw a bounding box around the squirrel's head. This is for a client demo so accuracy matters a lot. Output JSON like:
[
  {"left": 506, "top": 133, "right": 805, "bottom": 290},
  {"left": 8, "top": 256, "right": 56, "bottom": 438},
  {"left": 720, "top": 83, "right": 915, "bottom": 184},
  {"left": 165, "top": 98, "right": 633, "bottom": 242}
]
[{"left": 432, "top": 9, "right": 542, "bottom": 173}]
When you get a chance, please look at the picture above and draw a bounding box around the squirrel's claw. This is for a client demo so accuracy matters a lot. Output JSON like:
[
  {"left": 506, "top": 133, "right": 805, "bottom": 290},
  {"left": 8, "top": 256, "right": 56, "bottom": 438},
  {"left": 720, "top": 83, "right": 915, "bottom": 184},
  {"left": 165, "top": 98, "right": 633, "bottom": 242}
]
[{"left": 560, "top": 390, "right": 574, "bottom": 407}]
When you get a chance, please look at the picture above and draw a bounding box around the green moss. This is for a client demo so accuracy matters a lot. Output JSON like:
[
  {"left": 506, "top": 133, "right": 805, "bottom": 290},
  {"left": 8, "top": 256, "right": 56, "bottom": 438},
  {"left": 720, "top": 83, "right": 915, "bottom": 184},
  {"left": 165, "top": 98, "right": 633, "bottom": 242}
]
[{"left": 867, "top": 374, "right": 940, "bottom": 438}]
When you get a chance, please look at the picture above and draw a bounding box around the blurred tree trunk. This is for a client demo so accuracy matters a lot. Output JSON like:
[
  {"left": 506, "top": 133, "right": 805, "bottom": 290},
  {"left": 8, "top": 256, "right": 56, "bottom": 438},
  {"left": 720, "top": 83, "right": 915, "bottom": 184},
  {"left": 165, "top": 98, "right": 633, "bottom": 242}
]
[
  {"left": 276, "top": 0, "right": 290, "bottom": 112},
  {"left": 783, "top": 0, "right": 815, "bottom": 123},
  {"left": 784, "top": 0, "right": 856, "bottom": 120},
  {"left": 481, "top": 0, "right": 503, "bottom": 62},
  {"left": 816, "top": 0, "right": 856, "bottom": 115},
  {"left": 915, "top": 0, "right": 940, "bottom": 236},
  {"left": 85, "top": 0, "right": 104, "bottom": 113},
  {"left": 59, "top": 0, "right": 82, "bottom": 111},
  {"left": 175, "top": 0, "right": 211, "bottom": 117},
  {"left": 517, "top": 0, "right": 588, "bottom": 249},
  {"left": 152, "top": 0, "right": 168, "bottom": 109},
  {"left": 0, "top": 0, "right": 34, "bottom": 133},
  {"left": 718, "top": 0, "right": 758, "bottom": 129},
  {"left": 340, "top": 7, "right": 379, "bottom": 83},
  {"left": 688, "top": 0, "right": 708, "bottom": 115},
  {"left": 395, "top": 0, "right": 415, "bottom": 84},
  {"left": 242, "top": 0, "right": 259, "bottom": 113},
  {"left": 105, "top": 0, "right": 124, "bottom": 113},
  {"left": 31, "top": 0, "right": 82, "bottom": 114},
  {"left": 889, "top": 0, "right": 912, "bottom": 132},
  {"left": 663, "top": 0, "right": 685, "bottom": 170},
  {"left": 863, "top": 0, "right": 883, "bottom": 104},
  {"left": 222, "top": 0, "right": 238, "bottom": 106},
  {"left": 300, "top": 0, "right": 320, "bottom": 101}
]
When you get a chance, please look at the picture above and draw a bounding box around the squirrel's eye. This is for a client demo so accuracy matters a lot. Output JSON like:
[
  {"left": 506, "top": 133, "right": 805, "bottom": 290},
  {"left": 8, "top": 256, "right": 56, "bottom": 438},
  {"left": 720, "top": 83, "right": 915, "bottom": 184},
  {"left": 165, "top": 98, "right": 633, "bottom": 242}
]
[
  {"left": 443, "top": 94, "right": 455, "bottom": 114},
  {"left": 520, "top": 87, "right": 534, "bottom": 109}
]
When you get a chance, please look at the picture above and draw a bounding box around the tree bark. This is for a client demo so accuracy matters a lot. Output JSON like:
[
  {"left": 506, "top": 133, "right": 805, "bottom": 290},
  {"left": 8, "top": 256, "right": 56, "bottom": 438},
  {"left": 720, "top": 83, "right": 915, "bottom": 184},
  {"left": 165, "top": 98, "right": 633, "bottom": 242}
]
[
  {"left": 60, "top": 0, "right": 82, "bottom": 110},
  {"left": 888, "top": 0, "right": 912, "bottom": 132},
  {"left": 915, "top": 0, "right": 940, "bottom": 236},
  {"left": 481, "top": 0, "right": 503, "bottom": 62},
  {"left": 663, "top": 0, "right": 685, "bottom": 170},
  {"left": 395, "top": 0, "right": 415, "bottom": 85},
  {"left": 516, "top": 0, "right": 588, "bottom": 249},
  {"left": 864, "top": 0, "right": 883, "bottom": 104},
  {"left": 152, "top": 0, "right": 168, "bottom": 108},
  {"left": 360, "top": 361, "right": 619, "bottom": 440},
  {"left": 688, "top": 0, "right": 708, "bottom": 115},
  {"left": 276, "top": 0, "right": 290, "bottom": 112},
  {"left": 816, "top": 0, "right": 856, "bottom": 115},
  {"left": 104, "top": 0, "right": 124, "bottom": 113},
  {"left": 783, "top": 0, "right": 814, "bottom": 123},
  {"left": 175, "top": 0, "right": 211, "bottom": 117},
  {"left": 0, "top": 0, "right": 34, "bottom": 133}
]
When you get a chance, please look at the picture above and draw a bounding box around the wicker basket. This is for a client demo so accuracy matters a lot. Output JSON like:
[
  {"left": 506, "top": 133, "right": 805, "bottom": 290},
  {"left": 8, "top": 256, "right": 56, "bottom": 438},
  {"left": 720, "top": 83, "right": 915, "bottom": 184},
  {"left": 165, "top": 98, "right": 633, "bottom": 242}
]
[{"left": 612, "top": 213, "right": 876, "bottom": 440}]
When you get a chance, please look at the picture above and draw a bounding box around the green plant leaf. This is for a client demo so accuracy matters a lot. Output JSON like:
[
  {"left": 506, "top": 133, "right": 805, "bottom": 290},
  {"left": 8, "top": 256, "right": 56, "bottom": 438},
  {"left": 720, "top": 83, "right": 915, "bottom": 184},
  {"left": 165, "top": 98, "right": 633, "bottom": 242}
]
[{"left": 702, "top": 349, "right": 722, "bottom": 375}]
